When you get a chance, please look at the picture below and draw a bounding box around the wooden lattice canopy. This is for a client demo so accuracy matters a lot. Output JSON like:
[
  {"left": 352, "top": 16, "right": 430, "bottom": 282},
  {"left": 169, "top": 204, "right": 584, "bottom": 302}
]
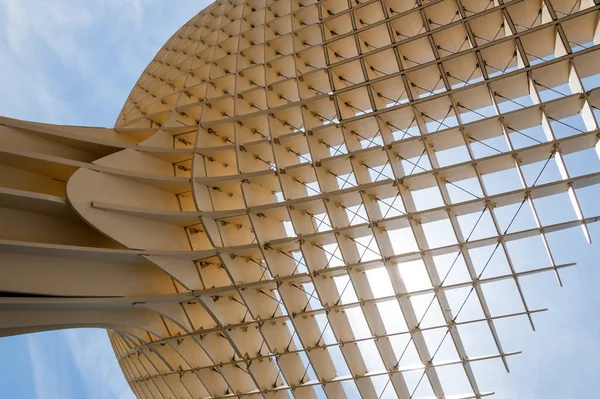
[{"left": 1, "top": 0, "right": 600, "bottom": 398}]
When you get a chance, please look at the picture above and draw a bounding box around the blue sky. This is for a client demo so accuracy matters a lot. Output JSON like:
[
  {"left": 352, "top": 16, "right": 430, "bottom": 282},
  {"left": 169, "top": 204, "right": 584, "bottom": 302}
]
[{"left": 0, "top": 1, "right": 599, "bottom": 398}]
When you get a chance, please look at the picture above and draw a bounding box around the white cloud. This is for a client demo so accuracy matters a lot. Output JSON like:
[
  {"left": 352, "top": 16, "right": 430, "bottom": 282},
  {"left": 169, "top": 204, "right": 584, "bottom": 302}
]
[
  {"left": 1, "top": 0, "right": 94, "bottom": 71},
  {"left": 63, "top": 329, "right": 134, "bottom": 399},
  {"left": 27, "top": 333, "right": 74, "bottom": 399},
  {"left": 0, "top": 0, "right": 205, "bottom": 126},
  {"left": 26, "top": 330, "right": 133, "bottom": 399}
]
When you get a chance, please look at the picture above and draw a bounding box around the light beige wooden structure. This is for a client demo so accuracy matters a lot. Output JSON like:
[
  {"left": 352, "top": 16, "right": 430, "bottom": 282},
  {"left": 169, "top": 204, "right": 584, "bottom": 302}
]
[{"left": 1, "top": 0, "right": 600, "bottom": 398}]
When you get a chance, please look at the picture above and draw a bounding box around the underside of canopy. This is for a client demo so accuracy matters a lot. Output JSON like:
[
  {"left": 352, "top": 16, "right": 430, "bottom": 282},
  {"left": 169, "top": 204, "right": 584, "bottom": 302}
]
[{"left": 1, "top": 0, "right": 600, "bottom": 398}]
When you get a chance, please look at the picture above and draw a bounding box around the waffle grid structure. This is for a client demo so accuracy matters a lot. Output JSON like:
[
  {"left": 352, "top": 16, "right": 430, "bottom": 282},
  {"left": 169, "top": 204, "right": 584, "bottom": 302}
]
[{"left": 1, "top": 0, "right": 600, "bottom": 398}]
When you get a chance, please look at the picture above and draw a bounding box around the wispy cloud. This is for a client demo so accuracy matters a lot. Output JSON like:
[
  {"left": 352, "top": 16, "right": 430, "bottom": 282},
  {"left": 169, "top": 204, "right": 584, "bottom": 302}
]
[
  {"left": 1, "top": 0, "right": 94, "bottom": 70},
  {"left": 63, "top": 329, "right": 134, "bottom": 399},
  {"left": 26, "top": 330, "right": 133, "bottom": 399},
  {"left": 27, "top": 332, "right": 74, "bottom": 399},
  {"left": 0, "top": 0, "right": 93, "bottom": 123},
  {"left": 0, "top": 0, "right": 204, "bottom": 126}
]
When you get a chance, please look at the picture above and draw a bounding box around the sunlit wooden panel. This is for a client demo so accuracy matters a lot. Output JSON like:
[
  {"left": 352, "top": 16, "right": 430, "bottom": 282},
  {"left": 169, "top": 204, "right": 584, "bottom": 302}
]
[{"left": 1, "top": 1, "right": 600, "bottom": 398}]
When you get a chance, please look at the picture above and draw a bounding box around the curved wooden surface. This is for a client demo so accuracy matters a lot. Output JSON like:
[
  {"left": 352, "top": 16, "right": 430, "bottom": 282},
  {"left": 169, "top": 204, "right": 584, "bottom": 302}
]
[{"left": 1, "top": 0, "right": 600, "bottom": 398}]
